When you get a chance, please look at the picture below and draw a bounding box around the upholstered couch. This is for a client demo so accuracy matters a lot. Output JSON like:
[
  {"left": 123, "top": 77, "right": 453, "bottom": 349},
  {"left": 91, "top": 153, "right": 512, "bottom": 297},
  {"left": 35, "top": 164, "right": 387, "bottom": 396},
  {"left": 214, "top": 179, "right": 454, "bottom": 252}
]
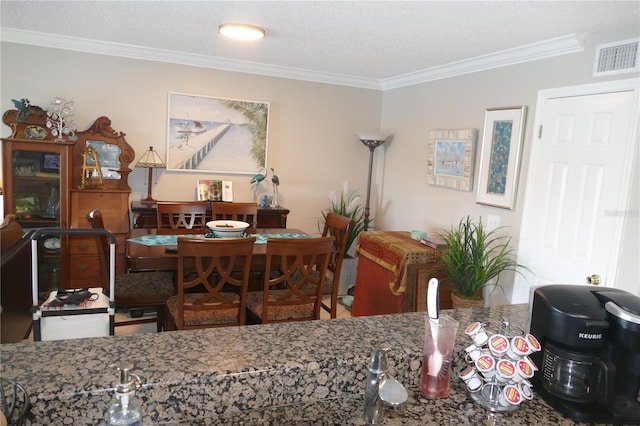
[{"left": 1, "top": 215, "right": 34, "bottom": 343}]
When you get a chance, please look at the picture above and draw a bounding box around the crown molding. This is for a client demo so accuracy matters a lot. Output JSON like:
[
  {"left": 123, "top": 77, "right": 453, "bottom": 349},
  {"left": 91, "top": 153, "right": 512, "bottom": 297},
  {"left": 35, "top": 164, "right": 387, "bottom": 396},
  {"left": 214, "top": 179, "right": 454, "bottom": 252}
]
[
  {"left": 1, "top": 28, "right": 583, "bottom": 91},
  {"left": 381, "top": 34, "right": 584, "bottom": 90}
]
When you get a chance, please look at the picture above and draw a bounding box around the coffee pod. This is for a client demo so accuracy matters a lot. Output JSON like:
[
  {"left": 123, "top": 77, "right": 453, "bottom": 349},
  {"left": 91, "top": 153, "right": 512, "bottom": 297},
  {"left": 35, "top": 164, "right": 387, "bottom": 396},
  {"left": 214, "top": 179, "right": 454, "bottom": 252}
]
[
  {"left": 464, "top": 344, "right": 484, "bottom": 363},
  {"left": 513, "top": 358, "right": 535, "bottom": 382},
  {"left": 465, "top": 322, "right": 489, "bottom": 346},
  {"left": 496, "top": 359, "right": 516, "bottom": 383},
  {"left": 520, "top": 379, "right": 533, "bottom": 389},
  {"left": 459, "top": 366, "right": 483, "bottom": 392},
  {"left": 506, "top": 335, "right": 531, "bottom": 360},
  {"left": 498, "top": 384, "right": 523, "bottom": 407},
  {"left": 523, "top": 355, "right": 539, "bottom": 371},
  {"left": 488, "top": 334, "right": 509, "bottom": 358},
  {"left": 475, "top": 353, "right": 496, "bottom": 379},
  {"left": 518, "top": 381, "right": 534, "bottom": 400},
  {"left": 525, "top": 333, "right": 541, "bottom": 353}
]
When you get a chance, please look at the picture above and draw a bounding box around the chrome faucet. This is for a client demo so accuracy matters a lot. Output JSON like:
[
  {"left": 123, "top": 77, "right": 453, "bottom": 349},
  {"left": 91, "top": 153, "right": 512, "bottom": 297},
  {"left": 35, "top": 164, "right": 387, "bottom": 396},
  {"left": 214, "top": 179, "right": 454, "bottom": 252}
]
[{"left": 363, "top": 348, "right": 408, "bottom": 425}]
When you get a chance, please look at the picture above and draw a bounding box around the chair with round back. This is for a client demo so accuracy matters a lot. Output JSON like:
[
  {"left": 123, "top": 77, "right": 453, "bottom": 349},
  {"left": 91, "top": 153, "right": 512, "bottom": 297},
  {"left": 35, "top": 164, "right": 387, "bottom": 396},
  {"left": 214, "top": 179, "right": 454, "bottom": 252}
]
[
  {"left": 165, "top": 236, "right": 256, "bottom": 330},
  {"left": 210, "top": 202, "right": 258, "bottom": 230},
  {"left": 156, "top": 201, "right": 208, "bottom": 234},
  {"left": 246, "top": 236, "right": 335, "bottom": 324},
  {"left": 320, "top": 213, "right": 355, "bottom": 318}
]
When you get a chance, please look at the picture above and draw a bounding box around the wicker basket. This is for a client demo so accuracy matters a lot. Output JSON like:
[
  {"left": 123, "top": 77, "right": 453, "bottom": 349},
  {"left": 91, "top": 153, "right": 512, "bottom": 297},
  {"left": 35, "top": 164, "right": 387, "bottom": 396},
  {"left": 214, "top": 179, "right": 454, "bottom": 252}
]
[{"left": 451, "top": 291, "right": 484, "bottom": 309}]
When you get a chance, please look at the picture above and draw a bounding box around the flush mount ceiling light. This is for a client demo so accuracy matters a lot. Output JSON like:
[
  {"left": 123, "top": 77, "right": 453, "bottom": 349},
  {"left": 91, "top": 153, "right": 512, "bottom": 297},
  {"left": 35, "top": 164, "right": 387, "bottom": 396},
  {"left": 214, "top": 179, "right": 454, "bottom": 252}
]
[{"left": 219, "top": 23, "right": 265, "bottom": 40}]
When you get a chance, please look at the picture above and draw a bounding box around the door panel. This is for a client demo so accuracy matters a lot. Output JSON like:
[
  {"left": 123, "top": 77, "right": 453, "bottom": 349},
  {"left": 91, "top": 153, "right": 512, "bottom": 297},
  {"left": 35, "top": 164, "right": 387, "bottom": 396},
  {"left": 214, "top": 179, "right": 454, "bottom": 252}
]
[{"left": 512, "top": 81, "right": 638, "bottom": 303}]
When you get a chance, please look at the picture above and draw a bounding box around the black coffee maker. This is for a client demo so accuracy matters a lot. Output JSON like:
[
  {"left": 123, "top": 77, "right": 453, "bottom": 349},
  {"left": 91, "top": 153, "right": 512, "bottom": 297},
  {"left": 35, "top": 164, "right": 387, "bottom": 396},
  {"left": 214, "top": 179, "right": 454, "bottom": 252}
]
[{"left": 529, "top": 285, "right": 640, "bottom": 424}]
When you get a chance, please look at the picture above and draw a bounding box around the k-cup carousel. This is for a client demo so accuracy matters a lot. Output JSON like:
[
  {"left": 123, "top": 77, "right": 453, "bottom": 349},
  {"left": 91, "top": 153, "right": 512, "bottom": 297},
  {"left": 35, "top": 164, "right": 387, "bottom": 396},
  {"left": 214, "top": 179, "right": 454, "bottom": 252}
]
[{"left": 458, "top": 318, "right": 541, "bottom": 412}]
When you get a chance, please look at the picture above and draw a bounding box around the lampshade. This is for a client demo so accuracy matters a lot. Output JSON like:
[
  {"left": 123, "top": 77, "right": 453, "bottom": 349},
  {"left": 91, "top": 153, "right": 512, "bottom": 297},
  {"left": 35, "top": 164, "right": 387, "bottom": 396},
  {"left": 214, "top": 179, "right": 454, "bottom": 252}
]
[
  {"left": 135, "top": 146, "right": 165, "bottom": 168},
  {"left": 219, "top": 23, "right": 265, "bottom": 40},
  {"left": 356, "top": 132, "right": 390, "bottom": 142},
  {"left": 356, "top": 132, "right": 391, "bottom": 150}
]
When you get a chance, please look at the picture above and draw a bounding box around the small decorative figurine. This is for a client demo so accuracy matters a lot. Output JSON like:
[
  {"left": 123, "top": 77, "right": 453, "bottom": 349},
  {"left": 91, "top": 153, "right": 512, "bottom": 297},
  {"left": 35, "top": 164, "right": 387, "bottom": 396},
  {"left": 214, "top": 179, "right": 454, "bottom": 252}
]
[
  {"left": 11, "top": 98, "right": 31, "bottom": 123},
  {"left": 46, "top": 96, "right": 77, "bottom": 142},
  {"left": 270, "top": 168, "right": 280, "bottom": 207},
  {"left": 250, "top": 167, "right": 266, "bottom": 184}
]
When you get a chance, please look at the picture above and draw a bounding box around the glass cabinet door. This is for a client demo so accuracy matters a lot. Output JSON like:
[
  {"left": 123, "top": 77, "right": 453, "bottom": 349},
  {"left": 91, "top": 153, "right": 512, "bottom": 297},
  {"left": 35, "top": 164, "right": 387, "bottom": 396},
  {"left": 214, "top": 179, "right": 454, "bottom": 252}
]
[
  {"left": 12, "top": 148, "right": 62, "bottom": 228},
  {"left": 2, "top": 139, "right": 72, "bottom": 291}
]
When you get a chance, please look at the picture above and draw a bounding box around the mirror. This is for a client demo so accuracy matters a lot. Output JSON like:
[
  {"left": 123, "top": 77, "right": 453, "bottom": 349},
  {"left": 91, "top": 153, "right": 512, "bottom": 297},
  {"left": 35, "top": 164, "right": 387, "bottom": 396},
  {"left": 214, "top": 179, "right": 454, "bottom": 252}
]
[
  {"left": 86, "top": 140, "right": 121, "bottom": 179},
  {"left": 72, "top": 116, "right": 134, "bottom": 190}
]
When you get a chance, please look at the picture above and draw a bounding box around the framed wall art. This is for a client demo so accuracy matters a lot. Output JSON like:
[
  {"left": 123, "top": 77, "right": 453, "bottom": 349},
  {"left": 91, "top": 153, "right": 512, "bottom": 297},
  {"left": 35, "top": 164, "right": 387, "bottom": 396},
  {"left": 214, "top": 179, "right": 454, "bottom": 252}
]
[
  {"left": 426, "top": 128, "right": 477, "bottom": 191},
  {"left": 476, "top": 106, "right": 527, "bottom": 210},
  {"left": 166, "top": 92, "right": 270, "bottom": 174}
]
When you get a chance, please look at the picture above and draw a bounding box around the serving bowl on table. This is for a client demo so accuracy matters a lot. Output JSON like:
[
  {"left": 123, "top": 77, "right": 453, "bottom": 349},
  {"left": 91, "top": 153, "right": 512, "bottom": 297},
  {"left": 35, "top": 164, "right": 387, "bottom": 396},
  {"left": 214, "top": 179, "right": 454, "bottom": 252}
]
[{"left": 206, "top": 220, "right": 250, "bottom": 238}]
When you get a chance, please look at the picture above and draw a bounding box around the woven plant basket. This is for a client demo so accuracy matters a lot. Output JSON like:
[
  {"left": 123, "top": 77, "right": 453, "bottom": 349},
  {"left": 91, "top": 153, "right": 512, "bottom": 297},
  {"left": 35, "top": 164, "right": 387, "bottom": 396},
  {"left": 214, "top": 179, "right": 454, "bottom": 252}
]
[{"left": 451, "top": 291, "right": 484, "bottom": 309}]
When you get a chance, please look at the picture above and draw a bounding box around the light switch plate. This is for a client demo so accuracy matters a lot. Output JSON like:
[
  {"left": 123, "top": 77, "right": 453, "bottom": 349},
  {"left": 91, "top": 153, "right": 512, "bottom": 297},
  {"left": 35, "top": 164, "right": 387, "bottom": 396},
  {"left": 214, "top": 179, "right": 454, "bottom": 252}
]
[{"left": 486, "top": 214, "right": 501, "bottom": 231}]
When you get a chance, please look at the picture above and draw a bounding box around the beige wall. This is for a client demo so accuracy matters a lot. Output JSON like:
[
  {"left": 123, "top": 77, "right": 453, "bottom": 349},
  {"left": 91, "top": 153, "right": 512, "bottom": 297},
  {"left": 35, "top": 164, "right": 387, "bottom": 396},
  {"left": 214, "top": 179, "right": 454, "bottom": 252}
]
[
  {"left": 379, "top": 24, "right": 639, "bottom": 303},
  {"left": 1, "top": 23, "right": 638, "bottom": 304},
  {"left": 0, "top": 43, "right": 382, "bottom": 235}
]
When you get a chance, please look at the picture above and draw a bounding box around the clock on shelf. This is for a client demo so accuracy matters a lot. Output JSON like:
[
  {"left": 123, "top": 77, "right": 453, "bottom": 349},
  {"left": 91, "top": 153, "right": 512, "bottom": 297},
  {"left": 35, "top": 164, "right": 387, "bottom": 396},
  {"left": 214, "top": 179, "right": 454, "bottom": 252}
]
[{"left": 42, "top": 235, "right": 61, "bottom": 253}]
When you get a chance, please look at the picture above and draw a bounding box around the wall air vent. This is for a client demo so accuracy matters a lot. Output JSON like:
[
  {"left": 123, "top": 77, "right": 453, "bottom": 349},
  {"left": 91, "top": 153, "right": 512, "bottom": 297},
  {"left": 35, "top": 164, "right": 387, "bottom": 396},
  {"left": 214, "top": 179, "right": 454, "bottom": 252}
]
[{"left": 593, "top": 38, "right": 639, "bottom": 77}]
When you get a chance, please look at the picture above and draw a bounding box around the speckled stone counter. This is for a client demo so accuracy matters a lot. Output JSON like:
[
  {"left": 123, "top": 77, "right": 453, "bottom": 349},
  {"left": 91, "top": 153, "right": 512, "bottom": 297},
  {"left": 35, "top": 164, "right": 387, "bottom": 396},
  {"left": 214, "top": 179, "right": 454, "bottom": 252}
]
[{"left": 0, "top": 304, "right": 616, "bottom": 425}]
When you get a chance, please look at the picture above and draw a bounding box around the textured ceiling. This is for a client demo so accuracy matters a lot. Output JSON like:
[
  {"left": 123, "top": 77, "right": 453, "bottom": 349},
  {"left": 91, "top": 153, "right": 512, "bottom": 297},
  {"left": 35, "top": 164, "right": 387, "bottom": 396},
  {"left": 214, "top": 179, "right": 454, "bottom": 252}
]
[{"left": 1, "top": 1, "right": 638, "bottom": 86}]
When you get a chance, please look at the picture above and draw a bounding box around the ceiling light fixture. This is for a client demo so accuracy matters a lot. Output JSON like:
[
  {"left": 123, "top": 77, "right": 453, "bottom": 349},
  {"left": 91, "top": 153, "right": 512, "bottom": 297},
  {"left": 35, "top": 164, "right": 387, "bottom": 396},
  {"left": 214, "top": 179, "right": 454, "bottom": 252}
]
[{"left": 219, "top": 23, "right": 265, "bottom": 41}]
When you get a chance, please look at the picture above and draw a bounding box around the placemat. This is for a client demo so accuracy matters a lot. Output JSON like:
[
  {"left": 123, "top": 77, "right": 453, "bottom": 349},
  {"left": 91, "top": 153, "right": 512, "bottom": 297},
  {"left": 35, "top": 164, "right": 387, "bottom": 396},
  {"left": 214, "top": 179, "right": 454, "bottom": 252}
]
[{"left": 127, "top": 233, "right": 310, "bottom": 247}]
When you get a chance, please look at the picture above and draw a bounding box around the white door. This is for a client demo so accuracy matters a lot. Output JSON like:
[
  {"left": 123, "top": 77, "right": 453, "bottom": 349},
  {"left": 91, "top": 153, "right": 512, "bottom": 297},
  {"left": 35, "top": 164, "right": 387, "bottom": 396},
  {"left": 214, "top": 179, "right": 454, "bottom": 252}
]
[{"left": 512, "top": 79, "right": 639, "bottom": 304}]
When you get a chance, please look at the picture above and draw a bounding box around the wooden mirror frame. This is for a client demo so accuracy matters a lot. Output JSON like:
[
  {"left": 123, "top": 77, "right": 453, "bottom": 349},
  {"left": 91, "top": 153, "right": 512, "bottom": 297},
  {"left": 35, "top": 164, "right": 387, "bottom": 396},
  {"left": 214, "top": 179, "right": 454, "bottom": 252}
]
[{"left": 72, "top": 116, "right": 134, "bottom": 190}]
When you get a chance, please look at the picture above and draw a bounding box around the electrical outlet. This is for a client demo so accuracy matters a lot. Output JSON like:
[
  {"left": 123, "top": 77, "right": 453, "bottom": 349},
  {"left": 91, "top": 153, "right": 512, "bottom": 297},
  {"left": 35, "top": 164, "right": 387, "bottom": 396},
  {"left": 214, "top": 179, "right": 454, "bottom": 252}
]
[{"left": 486, "top": 214, "right": 501, "bottom": 231}]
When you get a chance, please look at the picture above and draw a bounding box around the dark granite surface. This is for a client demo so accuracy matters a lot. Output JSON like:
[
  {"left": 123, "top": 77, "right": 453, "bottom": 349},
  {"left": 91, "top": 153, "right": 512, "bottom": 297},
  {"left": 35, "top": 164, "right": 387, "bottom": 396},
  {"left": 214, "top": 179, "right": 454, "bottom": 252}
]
[{"left": 0, "top": 304, "right": 621, "bottom": 425}]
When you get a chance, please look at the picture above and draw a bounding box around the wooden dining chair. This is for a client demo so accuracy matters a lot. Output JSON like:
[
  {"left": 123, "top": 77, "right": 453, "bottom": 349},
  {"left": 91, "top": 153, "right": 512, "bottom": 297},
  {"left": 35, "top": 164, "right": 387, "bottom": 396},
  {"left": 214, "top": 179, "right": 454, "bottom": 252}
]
[
  {"left": 210, "top": 202, "right": 258, "bottom": 230},
  {"left": 245, "top": 237, "right": 335, "bottom": 324},
  {"left": 156, "top": 201, "right": 208, "bottom": 233},
  {"left": 165, "top": 236, "right": 256, "bottom": 330},
  {"left": 87, "top": 208, "right": 175, "bottom": 331},
  {"left": 320, "top": 213, "right": 355, "bottom": 318}
]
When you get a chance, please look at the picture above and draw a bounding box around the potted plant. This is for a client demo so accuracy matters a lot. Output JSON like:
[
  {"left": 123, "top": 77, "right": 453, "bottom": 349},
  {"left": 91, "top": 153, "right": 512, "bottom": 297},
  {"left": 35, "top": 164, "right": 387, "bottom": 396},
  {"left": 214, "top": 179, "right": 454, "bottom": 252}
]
[
  {"left": 435, "top": 216, "right": 529, "bottom": 308},
  {"left": 318, "top": 182, "right": 366, "bottom": 295},
  {"left": 319, "top": 182, "right": 366, "bottom": 254}
]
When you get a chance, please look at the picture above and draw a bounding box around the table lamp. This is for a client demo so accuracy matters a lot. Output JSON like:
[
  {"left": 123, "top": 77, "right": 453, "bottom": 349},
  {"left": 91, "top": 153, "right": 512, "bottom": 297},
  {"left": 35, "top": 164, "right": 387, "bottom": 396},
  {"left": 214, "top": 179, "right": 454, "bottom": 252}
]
[
  {"left": 356, "top": 132, "right": 390, "bottom": 231},
  {"left": 135, "top": 146, "right": 165, "bottom": 205}
]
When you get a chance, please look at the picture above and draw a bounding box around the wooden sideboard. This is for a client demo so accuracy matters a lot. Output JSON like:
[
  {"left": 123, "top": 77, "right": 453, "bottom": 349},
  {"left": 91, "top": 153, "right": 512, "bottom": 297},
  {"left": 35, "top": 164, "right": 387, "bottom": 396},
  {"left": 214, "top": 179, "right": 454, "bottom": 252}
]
[
  {"left": 130, "top": 201, "right": 290, "bottom": 229},
  {"left": 351, "top": 231, "right": 449, "bottom": 316}
]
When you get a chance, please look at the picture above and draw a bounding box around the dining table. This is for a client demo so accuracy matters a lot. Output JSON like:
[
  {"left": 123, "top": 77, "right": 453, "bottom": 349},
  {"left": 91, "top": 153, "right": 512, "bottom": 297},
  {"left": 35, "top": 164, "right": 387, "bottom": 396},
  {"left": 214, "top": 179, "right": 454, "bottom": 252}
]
[{"left": 126, "top": 227, "right": 311, "bottom": 273}]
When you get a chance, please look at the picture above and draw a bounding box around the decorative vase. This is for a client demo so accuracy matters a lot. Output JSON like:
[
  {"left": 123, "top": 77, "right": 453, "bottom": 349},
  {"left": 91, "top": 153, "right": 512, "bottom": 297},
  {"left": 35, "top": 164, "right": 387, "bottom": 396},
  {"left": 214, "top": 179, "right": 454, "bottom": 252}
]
[{"left": 451, "top": 291, "right": 484, "bottom": 309}]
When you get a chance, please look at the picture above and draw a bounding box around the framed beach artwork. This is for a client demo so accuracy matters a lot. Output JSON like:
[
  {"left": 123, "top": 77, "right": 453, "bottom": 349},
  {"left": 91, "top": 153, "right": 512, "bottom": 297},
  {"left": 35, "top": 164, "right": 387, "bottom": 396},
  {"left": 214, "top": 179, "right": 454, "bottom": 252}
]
[
  {"left": 166, "top": 92, "right": 270, "bottom": 174},
  {"left": 476, "top": 106, "right": 527, "bottom": 209},
  {"left": 426, "top": 128, "right": 477, "bottom": 191}
]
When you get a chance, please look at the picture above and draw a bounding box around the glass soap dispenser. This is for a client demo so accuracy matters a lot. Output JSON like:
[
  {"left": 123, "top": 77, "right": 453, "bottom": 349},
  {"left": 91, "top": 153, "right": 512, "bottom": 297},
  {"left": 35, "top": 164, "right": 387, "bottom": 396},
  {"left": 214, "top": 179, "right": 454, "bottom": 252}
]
[{"left": 106, "top": 362, "right": 142, "bottom": 426}]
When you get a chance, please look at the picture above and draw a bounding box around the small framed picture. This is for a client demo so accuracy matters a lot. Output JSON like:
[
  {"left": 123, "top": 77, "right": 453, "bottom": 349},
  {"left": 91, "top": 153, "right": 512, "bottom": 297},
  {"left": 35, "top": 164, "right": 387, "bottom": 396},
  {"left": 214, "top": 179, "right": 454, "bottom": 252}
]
[
  {"left": 197, "top": 180, "right": 233, "bottom": 202},
  {"left": 426, "top": 128, "right": 477, "bottom": 191},
  {"left": 476, "top": 106, "right": 527, "bottom": 210},
  {"left": 43, "top": 154, "right": 61, "bottom": 171},
  {"left": 15, "top": 195, "right": 38, "bottom": 213}
]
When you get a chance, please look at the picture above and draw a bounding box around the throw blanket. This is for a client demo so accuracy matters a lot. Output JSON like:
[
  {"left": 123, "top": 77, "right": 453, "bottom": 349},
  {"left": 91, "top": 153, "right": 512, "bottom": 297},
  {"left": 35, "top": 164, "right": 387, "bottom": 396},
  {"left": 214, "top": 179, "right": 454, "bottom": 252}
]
[
  {"left": 127, "top": 233, "right": 310, "bottom": 247},
  {"left": 355, "top": 231, "right": 440, "bottom": 296}
]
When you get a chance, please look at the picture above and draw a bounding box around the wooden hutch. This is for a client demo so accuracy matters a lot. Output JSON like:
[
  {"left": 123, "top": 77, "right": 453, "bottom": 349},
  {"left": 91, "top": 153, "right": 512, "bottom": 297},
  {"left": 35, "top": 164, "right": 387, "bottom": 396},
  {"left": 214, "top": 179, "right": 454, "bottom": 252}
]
[{"left": 2, "top": 105, "right": 133, "bottom": 289}]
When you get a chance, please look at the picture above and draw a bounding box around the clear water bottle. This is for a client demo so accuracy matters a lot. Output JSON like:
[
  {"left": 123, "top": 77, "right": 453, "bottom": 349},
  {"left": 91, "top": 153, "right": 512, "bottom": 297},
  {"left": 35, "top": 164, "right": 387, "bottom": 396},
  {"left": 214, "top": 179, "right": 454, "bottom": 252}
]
[{"left": 106, "top": 363, "right": 142, "bottom": 426}]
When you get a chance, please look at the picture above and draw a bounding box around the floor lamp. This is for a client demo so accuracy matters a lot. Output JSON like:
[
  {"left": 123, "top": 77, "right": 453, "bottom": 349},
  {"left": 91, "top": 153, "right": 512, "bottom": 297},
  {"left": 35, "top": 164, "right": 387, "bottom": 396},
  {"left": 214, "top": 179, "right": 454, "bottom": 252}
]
[
  {"left": 356, "top": 132, "right": 390, "bottom": 231},
  {"left": 135, "top": 146, "right": 165, "bottom": 205}
]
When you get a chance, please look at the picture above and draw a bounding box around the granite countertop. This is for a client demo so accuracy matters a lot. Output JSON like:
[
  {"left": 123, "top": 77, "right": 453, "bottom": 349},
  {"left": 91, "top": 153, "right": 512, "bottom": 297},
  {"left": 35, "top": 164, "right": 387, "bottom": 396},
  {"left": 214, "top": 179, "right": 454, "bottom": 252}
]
[{"left": 0, "top": 304, "right": 617, "bottom": 425}]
